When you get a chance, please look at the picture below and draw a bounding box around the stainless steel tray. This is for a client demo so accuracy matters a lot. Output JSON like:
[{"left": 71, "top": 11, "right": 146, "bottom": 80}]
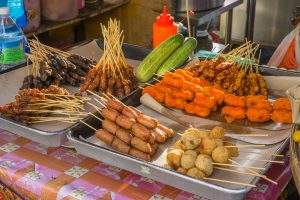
[
  {"left": 0, "top": 39, "right": 149, "bottom": 147},
  {"left": 68, "top": 101, "right": 289, "bottom": 200}
]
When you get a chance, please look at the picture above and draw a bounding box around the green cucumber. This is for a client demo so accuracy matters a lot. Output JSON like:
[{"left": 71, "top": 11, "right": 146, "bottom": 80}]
[
  {"left": 157, "top": 37, "right": 197, "bottom": 76},
  {"left": 136, "top": 34, "right": 184, "bottom": 82}
]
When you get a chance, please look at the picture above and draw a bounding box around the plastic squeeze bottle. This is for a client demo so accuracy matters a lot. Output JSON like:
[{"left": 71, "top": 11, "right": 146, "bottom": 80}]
[{"left": 153, "top": 5, "right": 177, "bottom": 48}]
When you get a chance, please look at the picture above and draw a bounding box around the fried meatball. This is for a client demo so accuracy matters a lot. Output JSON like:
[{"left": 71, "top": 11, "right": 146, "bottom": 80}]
[
  {"left": 209, "top": 127, "right": 225, "bottom": 139},
  {"left": 200, "top": 138, "right": 217, "bottom": 155},
  {"left": 187, "top": 167, "right": 205, "bottom": 180},
  {"left": 167, "top": 149, "right": 184, "bottom": 169},
  {"left": 181, "top": 150, "right": 197, "bottom": 169},
  {"left": 195, "top": 154, "right": 213, "bottom": 176},
  {"left": 198, "top": 130, "right": 210, "bottom": 139},
  {"left": 181, "top": 128, "right": 202, "bottom": 150},
  {"left": 174, "top": 140, "right": 186, "bottom": 150},
  {"left": 177, "top": 167, "right": 188, "bottom": 174},
  {"left": 214, "top": 139, "right": 224, "bottom": 147},
  {"left": 212, "top": 147, "right": 230, "bottom": 163},
  {"left": 223, "top": 141, "right": 239, "bottom": 157}
]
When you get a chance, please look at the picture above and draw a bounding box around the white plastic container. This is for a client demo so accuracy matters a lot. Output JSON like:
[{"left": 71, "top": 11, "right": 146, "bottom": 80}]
[{"left": 41, "top": 0, "right": 79, "bottom": 21}]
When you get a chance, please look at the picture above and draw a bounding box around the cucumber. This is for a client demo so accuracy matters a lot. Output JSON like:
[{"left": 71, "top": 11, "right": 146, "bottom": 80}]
[
  {"left": 136, "top": 34, "right": 184, "bottom": 82},
  {"left": 157, "top": 37, "right": 197, "bottom": 76}
]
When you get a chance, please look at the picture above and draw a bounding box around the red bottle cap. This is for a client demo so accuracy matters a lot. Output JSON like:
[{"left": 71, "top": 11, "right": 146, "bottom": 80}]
[{"left": 156, "top": 6, "right": 174, "bottom": 26}]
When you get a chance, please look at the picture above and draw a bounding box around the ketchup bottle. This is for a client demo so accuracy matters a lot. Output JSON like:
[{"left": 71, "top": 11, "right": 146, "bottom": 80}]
[{"left": 153, "top": 5, "right": 177, "bottom": 48}]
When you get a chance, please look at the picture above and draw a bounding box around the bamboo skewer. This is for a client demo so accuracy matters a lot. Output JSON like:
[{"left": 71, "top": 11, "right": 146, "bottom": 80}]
[
  {"left": 80, "top": 120, "right": 97, "bottom": 132},
  {"left": 225, "top": 134, "right": 268, "bottom": 137},
  {"left": 224, "top": 144, "right": 265, "bottom": 148},
  {"left": 212, "top": 162, "right": 265, "bottom": 170},
  {"left": 234, "top": 157, "right": 284, "bottom": 164},
  {"left": 87, "top": 102, "right": 102, "bottom": 115},
  {"left": 238, "top": 151, "right": 284, "bottom": 157},
  {"left": 204, "top": 177, "right": 256, "bottom": 187},
  {"left": 88, "top": 112, "right": 103, "bottom": 122},
  {"left": 214, "top": 166, "right": 261, "bottom": 177},
  {"left": 229, "top": 159, "right": 277, "bottom": 185},
  {"left": 94, "top": 98, "right": 106, "bottom": 108}
]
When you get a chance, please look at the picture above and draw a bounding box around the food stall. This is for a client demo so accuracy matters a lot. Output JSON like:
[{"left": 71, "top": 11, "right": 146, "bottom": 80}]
[{"left": 0, "top": 0, "right": 299, "bottom": 199}]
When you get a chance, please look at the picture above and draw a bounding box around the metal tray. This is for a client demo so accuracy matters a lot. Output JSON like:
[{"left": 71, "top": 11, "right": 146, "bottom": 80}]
[
  {"left": 68, "top": 90, "right": 290, "bottom": 200},
  {"left": 0, "top": 39, "right": 150, "bottom": 147}
]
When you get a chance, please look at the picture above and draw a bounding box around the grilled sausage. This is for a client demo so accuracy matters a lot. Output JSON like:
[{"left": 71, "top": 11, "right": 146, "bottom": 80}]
[
  {"left": 157, "top": 124, "right": 174, "bottom": 138},
  {"left": 102, "top": 119, "right": 119, "bottom": 135},
  {"left": 116, "top": 128, "right": 133, "bottom": 144},
  {"left": 132, "top": 123, "right": 150, "bottom": 141},
  {"left": 150, "top": 143, "right": 158, "bottom": 155},
  {"left": 95, "top": 129, "right": 114, "bottom": 145},
  {"left": 111, "top": 137, "right": 131, "bottom": 154},
  {"left": 151, "top": 128, "right": 167, "bottom": 143},
  {"left": 129, "top": 148, "right": 151, "bottom": 161},
  {"left": 102, "top": 108, "right": 120, "bottom": 122},
  {"left": 147, "top": 132, "right": 156, "bottom": 144},
  {"left": 136, "top": 114, "right": 158, "bottom": 129},
  {"left": 115, "top": 114, "right": 136, "bottom": 129},
  {"left": 131, "top": 137, "right": 152, "bottom": 153},
  {"left": 107, "top": 99, "right": 124, "bottom": 112},
  {"left": 122, "top": 106, "right": 138, "bottom": 119}
]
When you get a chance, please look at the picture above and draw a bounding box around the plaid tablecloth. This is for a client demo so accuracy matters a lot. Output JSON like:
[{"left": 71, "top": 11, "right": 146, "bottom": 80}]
[{"left": 0, "top": 128, "right": 291, "bottom": 200}]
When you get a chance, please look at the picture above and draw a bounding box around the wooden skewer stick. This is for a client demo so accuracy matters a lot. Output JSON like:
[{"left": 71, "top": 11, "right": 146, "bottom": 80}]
[
  {"left": 225, "top": 134, "right": 268, "bottom": 137},
  {"left": 238, "top": 151, "right": 284, "bottom": 157},
  {"left": 229, "top": 159, "right": 277, "bottom": 185},
  {"left": 87, "top": 102, "right": 102, "bottom": 115},
  {"left": 101, "top": 93, "right": 112, "bottom": 100},
  {"left": 212, "top": 162, "right": 265, "bottom": 170},
  {"left": 80, "top": 120, "right": 97, "bottom": 132},
  {"left": 225, "top": 144, "right": 265, "bottom": 148},
  {"left": 234, "top": 157, "right": 284, "bottom": 164},
  {"left": 94, "top": 98, "right": 106, "bottom": 108},
  {"left": 204, "top": 177, "right": 255, "bottom": 187},
  {"left": 107, "top": 93, "right": 118, "bottom": 100},
  {"left": 214, "top": 166, "right": 261, "bottom": 177},
  {"left": 87, "top": 90, "right": 106, "bottom": 102},
  {"left": 89, "top": 112, "right": 103, "bottom": 122}
]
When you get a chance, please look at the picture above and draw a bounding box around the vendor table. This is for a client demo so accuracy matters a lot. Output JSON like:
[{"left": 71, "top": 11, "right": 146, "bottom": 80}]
[{"left": 0, "top": 128, "right": 291, "bottom": 200}]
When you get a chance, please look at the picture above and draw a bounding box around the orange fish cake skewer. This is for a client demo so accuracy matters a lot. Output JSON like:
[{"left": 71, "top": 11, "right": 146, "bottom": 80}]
[
  {"left": 246, "top": 108, "right": 271, "bottom": 122},
  {"left": 224, "top": 94, "right": 246, "bottom": 108}
]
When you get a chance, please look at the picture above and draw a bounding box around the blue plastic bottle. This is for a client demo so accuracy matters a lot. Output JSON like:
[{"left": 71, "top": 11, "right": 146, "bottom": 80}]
[
  {"left": 7, "top": 0, "right": 27, "bottom": 28},
  {"left": 0, "top": 7, "right": 25, "bottom": 70},
  {"left": 0, "top": 0, "right": 6, "bottom": 7}
]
